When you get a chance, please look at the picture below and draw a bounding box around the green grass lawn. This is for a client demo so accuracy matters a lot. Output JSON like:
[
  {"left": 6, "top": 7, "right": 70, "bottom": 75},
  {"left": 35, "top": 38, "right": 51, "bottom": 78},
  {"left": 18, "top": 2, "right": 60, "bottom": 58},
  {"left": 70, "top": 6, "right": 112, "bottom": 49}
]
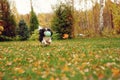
[{"left": 0, "top": 38, "right": 120, "bottom": 80}]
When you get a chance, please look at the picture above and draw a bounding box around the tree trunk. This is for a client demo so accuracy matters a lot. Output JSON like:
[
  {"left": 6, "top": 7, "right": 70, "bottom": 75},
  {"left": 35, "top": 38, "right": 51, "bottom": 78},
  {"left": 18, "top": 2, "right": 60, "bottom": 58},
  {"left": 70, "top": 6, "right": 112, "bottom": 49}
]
[
  {"left": 99, "top": 0, "right": 104, "bottom": 35},
  {"left": 110, "top": 10, "right": 114, "bottom": 29},
  {"left": 71, "top": 0, "right": 75, "bottom": 38}
]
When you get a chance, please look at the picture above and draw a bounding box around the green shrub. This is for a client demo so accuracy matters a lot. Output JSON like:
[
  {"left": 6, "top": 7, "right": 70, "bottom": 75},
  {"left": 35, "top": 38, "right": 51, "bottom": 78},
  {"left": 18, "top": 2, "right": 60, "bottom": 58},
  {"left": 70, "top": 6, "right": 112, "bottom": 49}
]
[
  {"left": 29, "top": 29, "right": 39, "bottom": 41},
  {"left": 0, "top": 35, "right": 13, "bottom": 41},
  {"left": 51, "top": 3, "right": 74, "bottom": 39},
  {"left": 17, "top": 20, "right": 30, "bottom": 41}
]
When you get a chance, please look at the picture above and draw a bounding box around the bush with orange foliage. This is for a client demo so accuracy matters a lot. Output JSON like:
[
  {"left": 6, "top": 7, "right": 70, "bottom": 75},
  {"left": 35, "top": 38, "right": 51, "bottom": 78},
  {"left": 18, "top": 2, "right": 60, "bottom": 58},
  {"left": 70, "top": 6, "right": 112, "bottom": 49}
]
[{"left": 0, "top": 26, "right": 4, "bottom": 35}]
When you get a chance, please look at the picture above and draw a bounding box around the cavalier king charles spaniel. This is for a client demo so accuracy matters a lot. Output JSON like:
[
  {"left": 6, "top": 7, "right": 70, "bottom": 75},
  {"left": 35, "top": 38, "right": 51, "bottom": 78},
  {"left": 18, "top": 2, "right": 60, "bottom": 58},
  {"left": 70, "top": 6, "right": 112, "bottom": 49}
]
[{"left": 39, "top": 28, "right": 53, "bottom": 46}]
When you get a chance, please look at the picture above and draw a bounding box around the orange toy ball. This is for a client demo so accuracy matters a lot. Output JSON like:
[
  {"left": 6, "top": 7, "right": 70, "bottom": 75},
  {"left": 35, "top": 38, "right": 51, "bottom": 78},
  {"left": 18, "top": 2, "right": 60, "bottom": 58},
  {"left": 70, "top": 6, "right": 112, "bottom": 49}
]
[{"left": 63, "top": 34, "right": 69, "bottom": 39}]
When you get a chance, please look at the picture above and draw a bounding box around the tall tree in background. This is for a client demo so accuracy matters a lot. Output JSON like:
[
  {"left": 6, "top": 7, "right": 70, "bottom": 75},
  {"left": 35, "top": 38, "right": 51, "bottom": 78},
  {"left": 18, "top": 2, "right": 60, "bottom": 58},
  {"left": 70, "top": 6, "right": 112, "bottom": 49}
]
[
  {"left": 84, "top": 0, "right": 89, "bottom": 30},
  {"left": 29, "top": 0, "right": 39, "bottom": 34},
  {"left": 0, "top": 0, "right": 16, "bottom": 39},
  {"left": 104, "top": 0, "right": 114, "bottom": 31},
  {"left": 51, "top": 3, "right": 74, "bottom": 39},
  {"left": 99, "top": 0, "right": 104, "bottom": 35},
  {"left": 112, "top": 0, "right": 120, "bottom": 34},
  {"left": 71, "top": 0, "right": 75, "bottom": 38},
  {"left": 9, "top": 0, "right": 20, "bottom": 24}
]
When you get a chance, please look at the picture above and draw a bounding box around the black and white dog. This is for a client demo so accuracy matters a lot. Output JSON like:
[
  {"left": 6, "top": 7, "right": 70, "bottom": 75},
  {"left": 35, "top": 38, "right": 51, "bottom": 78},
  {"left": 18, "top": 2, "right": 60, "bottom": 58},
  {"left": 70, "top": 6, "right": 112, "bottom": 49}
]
[{"left": 39, "top": 28, "right": 53, "bottom": 46}]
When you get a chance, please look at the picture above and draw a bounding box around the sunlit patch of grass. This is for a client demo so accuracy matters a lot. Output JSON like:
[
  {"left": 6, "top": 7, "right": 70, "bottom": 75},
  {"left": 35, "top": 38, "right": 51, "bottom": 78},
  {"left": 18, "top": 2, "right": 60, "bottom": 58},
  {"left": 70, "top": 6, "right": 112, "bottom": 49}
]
[{"left": 0, "top": 37, "right": 120, "bottom": 80}]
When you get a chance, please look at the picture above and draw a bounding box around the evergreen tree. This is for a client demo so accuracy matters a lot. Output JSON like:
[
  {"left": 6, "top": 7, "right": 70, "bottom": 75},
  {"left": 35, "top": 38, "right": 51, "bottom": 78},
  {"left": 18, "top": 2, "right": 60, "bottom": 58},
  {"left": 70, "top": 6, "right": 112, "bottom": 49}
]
[
  {"left": 0, "top": 0, "right": 16, "bottom": 38},
  {"left": 51, "top": 3, "right": 74, "bottom": 39},
  {"left": 29, "top": 6, "right": 39, "bottom": 34},
  {"left": 17, "top": 20, "right": 29, "bottom": 40}
]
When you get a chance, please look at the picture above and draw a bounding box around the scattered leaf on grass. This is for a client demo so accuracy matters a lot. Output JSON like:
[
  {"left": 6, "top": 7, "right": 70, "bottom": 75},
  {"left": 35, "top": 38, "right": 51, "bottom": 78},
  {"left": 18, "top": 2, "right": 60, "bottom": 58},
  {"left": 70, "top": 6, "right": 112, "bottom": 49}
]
[
  {"left": 14, "top": 67, "right": 25, "bottom": 74},
  {"left": 112, "top": 68, "right": 120, "bottom": 77}
]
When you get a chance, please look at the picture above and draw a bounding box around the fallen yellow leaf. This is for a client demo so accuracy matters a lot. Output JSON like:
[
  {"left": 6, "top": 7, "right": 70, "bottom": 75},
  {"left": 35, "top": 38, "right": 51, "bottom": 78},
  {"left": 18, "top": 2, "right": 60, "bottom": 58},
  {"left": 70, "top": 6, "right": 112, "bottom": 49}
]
[
  {"left": 14, "top": 67, "right": 25, "bottom": 74},
  {"left": 98, "top": 73, "right": 104, "bottom": 80},
  {"left": 62, "top": 65, "right": 69, "bottom": 72},
  {"left": 50, "top": 76, "right": 55, "bottom": 80},
  {"left": 6, "top": 61, "right": 12, "bottom": 66},
  {"left": 112, "top": 68, "right": 120, "bottom": 77}
]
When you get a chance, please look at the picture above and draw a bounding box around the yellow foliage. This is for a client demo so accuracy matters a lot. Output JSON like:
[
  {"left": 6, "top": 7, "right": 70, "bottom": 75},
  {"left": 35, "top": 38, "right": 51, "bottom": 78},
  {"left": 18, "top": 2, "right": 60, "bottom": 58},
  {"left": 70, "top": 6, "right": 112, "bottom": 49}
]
[
  {"left": 50, "top": 76, "right": 55, "bottom": 80},
  {"left": 112, "top": 68, "right": 120, "bottom": 77},
  {"left": 98, "top": 73, "right": 104, "bottom": 80},
  {"left": 0, "top": 26, "right": 4, "bottom": 35},
  {"left": 33, "top": 61, "right": 41, "bottom": 67},
  {"left": 0, "top": 32, "right": 2, "bottom": 35},
  {"left": 14, "top": 67, "right": 25, "bottom": 74},
  {"left": 62, "top": 64, "right": 69, "bottom": 72},
  {"left": 0, "top": 26, "right": 4, "bottom": 31}
]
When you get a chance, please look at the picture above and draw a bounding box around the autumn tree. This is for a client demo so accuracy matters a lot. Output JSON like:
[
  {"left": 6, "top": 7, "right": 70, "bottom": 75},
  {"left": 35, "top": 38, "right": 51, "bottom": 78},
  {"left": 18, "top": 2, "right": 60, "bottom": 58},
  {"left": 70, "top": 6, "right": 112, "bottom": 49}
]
[
  {"left": 71, "top": 0, "right": 75, "bottom": 38},
  {"left": 111, "top": 1, "right": 120, "bottom": 34},
  {"left": 103, "top": 0, "right": 114, "bottom": 32},
  {"left": 38, "top": 13, "right": 53, "bottom": 27},
  {"left": 99, "top": 0, "right": 104, "bottom": 35},
  {"left": 0, "top": 0, "right": 16, "bottom": 40},
  {"left": 92, "top": 2, "right": 100, "bottom": 33},
  {"left": 0, "top": 25, "right": 4, "bottom": 35},
  {"left": 9, "top": 0, "right": 20, "bottom": 24}
]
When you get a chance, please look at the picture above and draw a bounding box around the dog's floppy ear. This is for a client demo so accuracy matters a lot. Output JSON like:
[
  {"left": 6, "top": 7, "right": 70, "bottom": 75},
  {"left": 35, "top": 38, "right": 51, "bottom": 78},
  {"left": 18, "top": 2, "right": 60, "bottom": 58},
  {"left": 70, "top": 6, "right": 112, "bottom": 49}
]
[
  {"left": 39, "top": 29, "right": 45, "bottom": 36},
  {"left": 51, "top": 31, "right": 53, "bottom": 36},
  {"left": 39, "top": 29, "right": 45, "bottom": 42}
]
